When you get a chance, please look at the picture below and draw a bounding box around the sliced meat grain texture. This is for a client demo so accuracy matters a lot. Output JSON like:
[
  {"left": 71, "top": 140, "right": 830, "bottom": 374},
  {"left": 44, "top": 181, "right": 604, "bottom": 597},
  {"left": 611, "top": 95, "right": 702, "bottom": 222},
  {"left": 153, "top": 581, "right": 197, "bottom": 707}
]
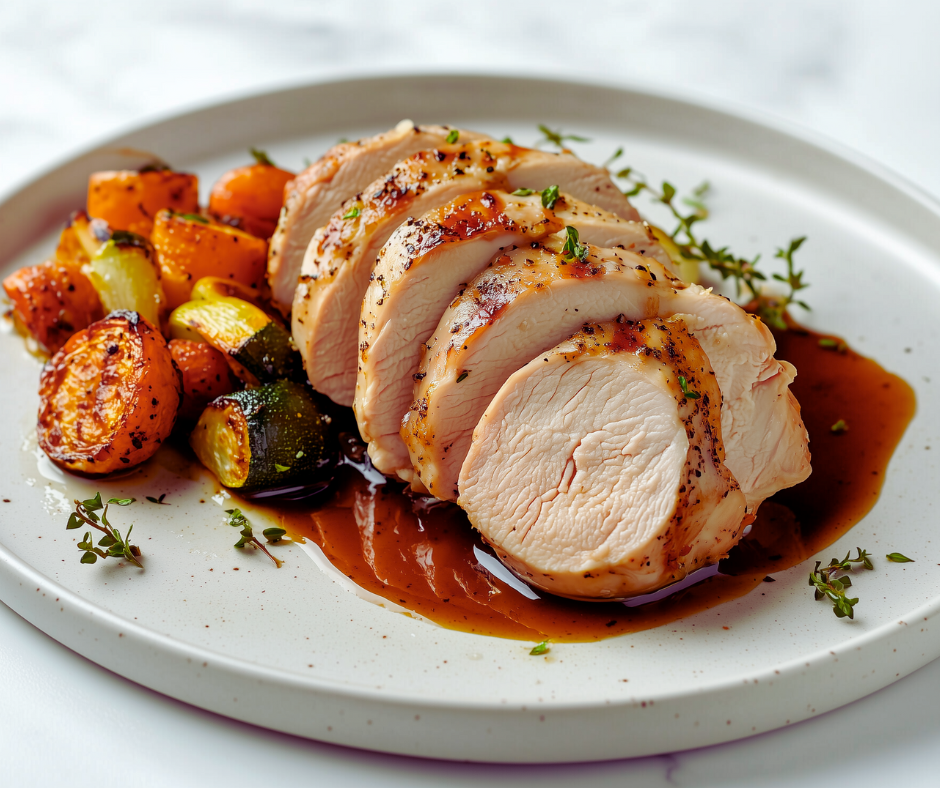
[
  {"left": 459, "top": 318, "right": 748, "bottom": 600},
  {"left": 403, "top": 236, "right": 810, "bottom": 508},
  {"left": 291, "top": 139, "right": 640, "bottom": 406},
  {"left": 267, "top": 122, "right": 488, "bottom": 310},
  {"left": 355, "top": 188, "right": 672, "bottom": 479}
]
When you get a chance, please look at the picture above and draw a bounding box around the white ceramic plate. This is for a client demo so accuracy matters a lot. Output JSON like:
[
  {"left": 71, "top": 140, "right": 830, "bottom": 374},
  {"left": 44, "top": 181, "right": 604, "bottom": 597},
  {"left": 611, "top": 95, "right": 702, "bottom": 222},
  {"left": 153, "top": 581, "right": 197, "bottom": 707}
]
[{"left": 0, "top": 75, "right": 938, "bottom": 764}]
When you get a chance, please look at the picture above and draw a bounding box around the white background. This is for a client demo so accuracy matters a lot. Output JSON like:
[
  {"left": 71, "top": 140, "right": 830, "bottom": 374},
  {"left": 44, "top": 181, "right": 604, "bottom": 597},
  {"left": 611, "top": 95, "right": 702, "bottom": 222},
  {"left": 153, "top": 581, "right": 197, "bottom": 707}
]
[{"left": 3, "top": 1, "right": 939, "bottom": 785}]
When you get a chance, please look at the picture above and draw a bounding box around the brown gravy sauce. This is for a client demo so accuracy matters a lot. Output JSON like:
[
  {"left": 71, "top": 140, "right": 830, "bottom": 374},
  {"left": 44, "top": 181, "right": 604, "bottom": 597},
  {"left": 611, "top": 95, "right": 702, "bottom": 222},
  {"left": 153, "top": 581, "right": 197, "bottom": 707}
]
[{"left": 261, "top": 326, "right": 915, "bottom": 642}]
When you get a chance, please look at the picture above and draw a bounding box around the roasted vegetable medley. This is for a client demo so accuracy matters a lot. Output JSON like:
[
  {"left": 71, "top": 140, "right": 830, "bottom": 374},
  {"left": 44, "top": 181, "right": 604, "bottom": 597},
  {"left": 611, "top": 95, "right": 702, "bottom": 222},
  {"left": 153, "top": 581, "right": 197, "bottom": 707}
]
[{"left": 6, "top": 153, "right": 335, "bottom": 494}]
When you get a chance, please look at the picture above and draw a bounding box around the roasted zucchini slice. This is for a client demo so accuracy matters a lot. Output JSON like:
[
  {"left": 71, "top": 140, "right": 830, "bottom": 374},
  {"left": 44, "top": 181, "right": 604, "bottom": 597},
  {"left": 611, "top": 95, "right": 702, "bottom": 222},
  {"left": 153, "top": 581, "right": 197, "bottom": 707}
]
[
  {"left": 169, "top": 296, "right": 302, "bottom": 385},
  {"left": 86, "top": 232, "right": 168, "bottom": 328},
  {"left": 189, "top": 276, "right": 284, "bottom": 323},
  {"left": 191, "top": 380, "right": 329, "bottom": 491},
  {"left": 38, "top": 311, "right": 183, "bottom": 475}
]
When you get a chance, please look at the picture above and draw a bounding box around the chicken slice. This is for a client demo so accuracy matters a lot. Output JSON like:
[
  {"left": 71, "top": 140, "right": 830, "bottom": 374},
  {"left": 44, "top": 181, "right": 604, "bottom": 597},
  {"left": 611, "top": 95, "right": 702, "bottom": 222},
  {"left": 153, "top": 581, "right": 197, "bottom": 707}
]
[
  {"left": 403, "top": 236, "right": 810, "bottom": 507},
  {"left": 267, "top": 121, "right": 487, "bottom": 310},
  {"left": 459, "top": 318, "right": 748, "bottom": 600},
  {"left": 291, "top": 139, "right": 640, "bottom": 406},
  {"left": 356, "top": 189, "right": 671, "bottom": 479}
]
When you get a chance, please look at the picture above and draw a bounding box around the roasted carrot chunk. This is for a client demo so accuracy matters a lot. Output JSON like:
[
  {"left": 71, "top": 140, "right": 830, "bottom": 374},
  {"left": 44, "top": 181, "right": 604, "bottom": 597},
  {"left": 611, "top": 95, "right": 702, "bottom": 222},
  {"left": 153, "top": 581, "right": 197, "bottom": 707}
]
[
  {"left": 208, "top": 151, "right": 294, "bottom": 239},
  {"left": 38, "top": 312, "right": 183, "bottom": 475},
  {"left": 152, "top": 210, "right": 268, "bottom": 310},
  {"left": 87, "top": 168, "right": 198, "bottom": 237},
  {"left": 168, "top": 339, "right": 237, "bottom": 422},
  {"left": 3, "top": 259, "right": 104, "bottom": 354}
]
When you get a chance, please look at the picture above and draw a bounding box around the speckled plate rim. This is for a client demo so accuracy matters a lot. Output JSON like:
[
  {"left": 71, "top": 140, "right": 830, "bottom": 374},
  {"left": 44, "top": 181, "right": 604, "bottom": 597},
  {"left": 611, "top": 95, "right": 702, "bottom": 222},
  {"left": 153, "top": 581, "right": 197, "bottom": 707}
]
[{"left": 0, "top": 72, "right": 938, "bottom": 763}]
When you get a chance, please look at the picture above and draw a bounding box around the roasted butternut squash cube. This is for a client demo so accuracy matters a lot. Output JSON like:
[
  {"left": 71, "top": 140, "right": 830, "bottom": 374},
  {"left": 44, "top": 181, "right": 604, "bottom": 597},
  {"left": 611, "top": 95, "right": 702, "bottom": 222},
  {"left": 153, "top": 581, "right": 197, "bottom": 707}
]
[
  {"left": 87, "top": 168, "right": 198, "bottom": 237},
  {"left": 152, "top": 210, "right": 268, "bottom": 310}
]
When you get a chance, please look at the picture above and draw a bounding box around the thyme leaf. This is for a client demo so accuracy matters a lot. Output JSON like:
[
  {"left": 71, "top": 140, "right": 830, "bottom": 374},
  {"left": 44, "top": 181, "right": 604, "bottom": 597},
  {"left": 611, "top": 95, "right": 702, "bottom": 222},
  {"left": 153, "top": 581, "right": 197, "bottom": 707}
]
[
  {"left": 561, "top": 226, "right": 589, "bottom": 262},
  {"left": 342, "top": 206, "right": 361, "bottom": 220},
  {"left": 541, "top": 184, "right": 560, "bottom": 210},
  {"left": 886, "top": 552, "right": 914, "bottom": 563},
  {"left": 678, "top": 375, "right": 700, "bottom": 399},
  {"left": 530, "top": 640, "right": 550, "bottom": 656},
  {"left": 445, "top": 129, "right": 460, "bottom": 144}
]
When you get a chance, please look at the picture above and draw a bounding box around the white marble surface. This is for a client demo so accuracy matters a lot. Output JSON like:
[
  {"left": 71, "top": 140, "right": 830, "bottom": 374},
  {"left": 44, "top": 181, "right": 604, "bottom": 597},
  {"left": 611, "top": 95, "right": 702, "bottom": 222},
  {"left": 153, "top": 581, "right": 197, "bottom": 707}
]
[{"left": 2, "top": 0, "right": 939, "bottom": 784}]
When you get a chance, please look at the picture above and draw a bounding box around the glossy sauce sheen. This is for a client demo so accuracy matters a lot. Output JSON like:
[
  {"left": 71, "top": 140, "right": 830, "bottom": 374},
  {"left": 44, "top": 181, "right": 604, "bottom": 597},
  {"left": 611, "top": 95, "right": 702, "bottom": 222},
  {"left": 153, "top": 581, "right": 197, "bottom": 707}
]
[{"left": 271, "top": 327, "right": 915, "bottom": 642}]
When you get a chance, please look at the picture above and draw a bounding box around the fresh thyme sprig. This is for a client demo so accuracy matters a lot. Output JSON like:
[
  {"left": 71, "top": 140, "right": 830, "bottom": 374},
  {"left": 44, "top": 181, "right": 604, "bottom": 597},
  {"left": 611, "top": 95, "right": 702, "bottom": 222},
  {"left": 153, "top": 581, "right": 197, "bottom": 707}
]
[
  {"left": 808, "top": 548, "right": 874, "bottom": 619},
  {"left": 225, "top": 508, "right": 286, "bottom": 568},
  {"left": 536, "top": 124, "right": 589, "bottom": 150},
  {"left": 616, "top": 171, "right": 810, "bottom": 328},
  {"left": 66, "top": 493, "right": 141, "bottom": 567},
  {"left": 533, "top": 124, "right": 810, "bottom": 328}
]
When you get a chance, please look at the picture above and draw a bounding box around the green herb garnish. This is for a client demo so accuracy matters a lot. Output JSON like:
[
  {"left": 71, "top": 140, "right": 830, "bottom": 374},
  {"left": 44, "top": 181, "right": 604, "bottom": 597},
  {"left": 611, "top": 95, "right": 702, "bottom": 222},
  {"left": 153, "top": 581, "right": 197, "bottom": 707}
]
[
  {"left": 530, "top": 640, "right": 550, "bottom": 655},
  {"left": 831, "top": 419, "right": 848, "bottom": 434},
  {"left": 456, "top": 371, "right": 469, "bottom": 383},
  {"left": 250, "top": 148, "right": 276, "bottom": 167},
  {"left": 446, "top": 129, "right": 460, "bottom": 144},
  {"left": 176, "top": 212, "right": 209, "bottom": 225},
  {"left": 561, "top": 225, "right": 589, "bottom": 262},
  {"left": 536, "top": 124, "right": 590, "bottom": 150},
  {"left": 342, "top": 206, "right": 361, "bottom": 220},
  {"left": 678, "top": 375, "right": 700, "bottom": 400},
  {"left": 66, "top": 493, "right": 141, "bottom": 568},
  {"left": 532, "top": 126, "right": 812, "bottom": 328},
  {"left": 501, "top": 136, "right": 514, "bottom": 144},
  {"left": 145, "top": 493, "right": 168, "bottom": 505},
  {"left": 511, "top": 188, "right": 536, "bottom": 197},
  {"left": 541, "top": 184, "right": 560, "bottom": 210},
  {"left": 225, "top": 508, "right": 284, "bottom": 568},
  {"left": 808, "top": 548, "right": 874, "bottom": 619},
  {"left": 274, "top": 463, "right": 291, "bottom": 473},
  {"left": 818, "top": 337, "right": 847, "bottom": 352},
  {"left": 886, "top": 552, "right": 914, "bottom": 563}
]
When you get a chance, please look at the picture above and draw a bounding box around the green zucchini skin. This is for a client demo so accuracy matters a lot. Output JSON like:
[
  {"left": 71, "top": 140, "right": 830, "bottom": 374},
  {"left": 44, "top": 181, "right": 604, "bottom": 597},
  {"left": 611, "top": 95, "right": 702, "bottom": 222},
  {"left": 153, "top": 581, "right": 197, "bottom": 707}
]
[
  {"left": 233, "top": 321, "right": 304, "bottom": 384},
  {"left": 197, "top": 380, "right": 329, "bottom": 492}
]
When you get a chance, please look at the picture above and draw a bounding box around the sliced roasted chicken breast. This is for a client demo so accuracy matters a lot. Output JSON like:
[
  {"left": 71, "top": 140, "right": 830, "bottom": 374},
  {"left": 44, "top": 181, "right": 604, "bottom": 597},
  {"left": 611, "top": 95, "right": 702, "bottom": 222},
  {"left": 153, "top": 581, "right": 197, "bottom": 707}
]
[
  {"left": 459, "top": 318, "right": 748, "bottom": 600},
  {"left": 356, "top": 189, "right": 671, "bottom": 478},
  {"left": 291, "top": 139, "right": 641, "bottom": 406},
  {"left": 267, "top": 121, "right": 487, "bottom": 310},
  {"left": 403, "top": 236, "right": 810, "bottom": 506}
]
